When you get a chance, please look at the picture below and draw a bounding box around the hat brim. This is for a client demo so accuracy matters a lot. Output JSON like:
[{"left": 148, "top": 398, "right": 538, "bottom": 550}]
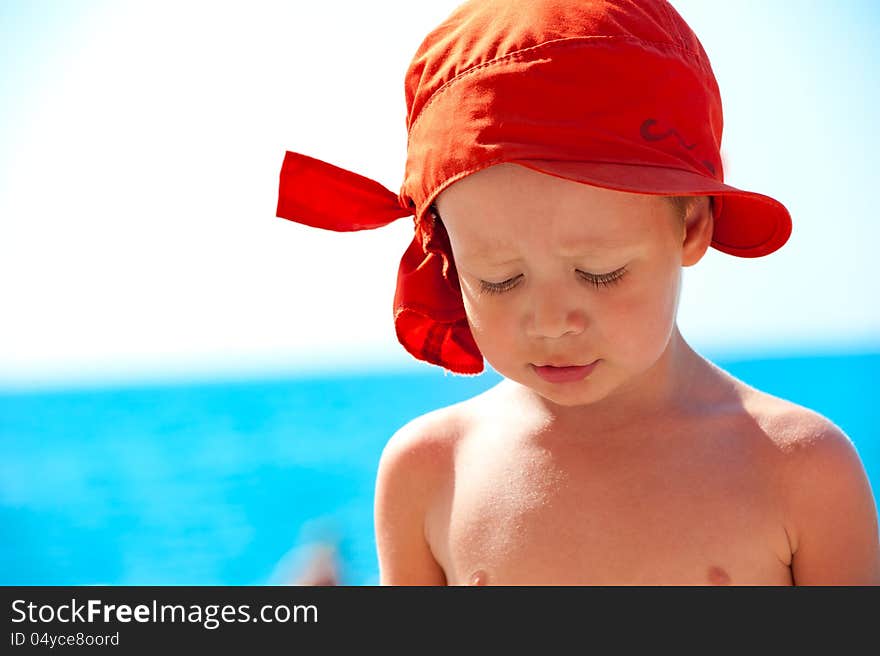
[{"left": 510, "top": 159, "right": 792, "bottom": 258}]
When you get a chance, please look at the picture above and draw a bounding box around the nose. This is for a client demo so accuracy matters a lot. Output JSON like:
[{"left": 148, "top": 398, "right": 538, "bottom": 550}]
[{"left": 525, "top": 286, "right": 587, "bottom": 340}]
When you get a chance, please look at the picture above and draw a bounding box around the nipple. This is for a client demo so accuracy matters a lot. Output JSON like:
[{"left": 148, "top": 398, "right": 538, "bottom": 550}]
[
  {"left": 469, "top": 570, "right": 489, "bottom": 586},
  {"left": 707, "top": 565, "right": 731, "bottom": 586}
]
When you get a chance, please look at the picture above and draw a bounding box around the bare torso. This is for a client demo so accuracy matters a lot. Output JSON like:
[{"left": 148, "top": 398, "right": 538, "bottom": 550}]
[{"left": 423, "top": 371, "right": 798, "bottom": 586}]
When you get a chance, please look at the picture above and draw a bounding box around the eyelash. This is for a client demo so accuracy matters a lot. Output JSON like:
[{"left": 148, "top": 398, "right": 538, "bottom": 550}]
[{"left": 479, "top": 267, "right": 628, "bottom": 295}]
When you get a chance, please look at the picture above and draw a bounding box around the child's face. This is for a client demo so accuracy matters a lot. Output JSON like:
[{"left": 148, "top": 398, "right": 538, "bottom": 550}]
[{"left": 434, "top": 163, "right": 707, "bottom": 409}]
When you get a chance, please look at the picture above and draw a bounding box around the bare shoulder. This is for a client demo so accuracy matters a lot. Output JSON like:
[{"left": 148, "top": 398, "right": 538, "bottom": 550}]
[
  {"left": 741, "top": 388, "right": 865, "bottom": 485},
  {"left": 742, "top": 389, "right": 880, "bottom": 584},
  {"left": 379, "top": 401, "right": 467, "bottom": 474},
  {"left": 379, "top": 382, "right": 499, "bottom": 465},
  {"left": 739, "top": 388, "right": 851, "bottom": 451},
  {"left": 374, "top": 400, "right": 469, "bottom": 585}
]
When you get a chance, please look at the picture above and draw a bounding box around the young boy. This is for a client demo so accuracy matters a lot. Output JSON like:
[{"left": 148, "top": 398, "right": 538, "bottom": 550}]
[{"left": 275, "top": 0, "right": 880, "bottom": 585}]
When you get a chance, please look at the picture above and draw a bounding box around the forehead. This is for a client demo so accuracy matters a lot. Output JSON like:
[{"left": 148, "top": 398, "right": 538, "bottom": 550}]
[{"left": 433, "top": 163, "right": 670, "bottom": 256}]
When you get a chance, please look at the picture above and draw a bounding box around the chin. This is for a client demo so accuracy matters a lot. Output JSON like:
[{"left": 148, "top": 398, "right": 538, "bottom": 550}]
[
  {"left": 535, "top": 385, "right": 603, "bottom": 408},
  {"left": 500, "top": 365, "right": 607, "bottom": 408}
]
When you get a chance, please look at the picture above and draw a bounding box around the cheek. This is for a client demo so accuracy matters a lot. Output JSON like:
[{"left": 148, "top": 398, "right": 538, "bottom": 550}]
[
  {"left": 461, "top": 291, "right": 516, "bottom": 351},
  {"left": 605, "top": 268, "right": 681, "bottom": 355},
  {"left": 461, "top": 292, "right": 493, "bottom": 335}
]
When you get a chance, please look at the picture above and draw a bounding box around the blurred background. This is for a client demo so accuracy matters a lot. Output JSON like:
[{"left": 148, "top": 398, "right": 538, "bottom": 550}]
[{"left": 1, "top": 0, "right": 878, "bottom": 585}]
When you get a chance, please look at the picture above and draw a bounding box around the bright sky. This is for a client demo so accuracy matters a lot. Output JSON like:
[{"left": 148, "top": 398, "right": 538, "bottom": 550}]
[{"left": 1, "top": 0, "right": 878, "bottom": 391}]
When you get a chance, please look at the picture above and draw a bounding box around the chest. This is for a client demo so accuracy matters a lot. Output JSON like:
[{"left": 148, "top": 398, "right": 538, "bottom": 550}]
[{"left": 428, "top": 425, "right": 792, "bottom": 585}]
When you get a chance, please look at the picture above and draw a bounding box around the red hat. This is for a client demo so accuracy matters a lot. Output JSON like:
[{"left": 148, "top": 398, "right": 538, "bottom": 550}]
[{"left": 276, "top": 0, "right": 792, "bottom": 375}]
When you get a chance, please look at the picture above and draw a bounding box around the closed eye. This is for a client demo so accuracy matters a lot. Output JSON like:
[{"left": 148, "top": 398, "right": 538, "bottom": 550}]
[
  {"left": 578, "top": 266, "right": 628, "bottom": 289},
  {"left": 478, "top": 266, "right": 628, "bottom": 295}
]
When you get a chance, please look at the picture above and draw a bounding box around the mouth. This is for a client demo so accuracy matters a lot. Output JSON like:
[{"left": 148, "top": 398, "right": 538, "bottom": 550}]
[{"left": 531, "top": 360, "right": 600, "bottom": 384}]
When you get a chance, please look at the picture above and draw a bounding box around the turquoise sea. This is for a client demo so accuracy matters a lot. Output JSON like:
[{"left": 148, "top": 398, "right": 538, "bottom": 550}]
[{"left": 1, "top": 350, "right": 878, "bottom": 585}]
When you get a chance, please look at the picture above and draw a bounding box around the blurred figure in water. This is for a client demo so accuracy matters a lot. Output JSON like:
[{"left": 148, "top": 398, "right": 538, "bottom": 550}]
[
  {"left": 291, "top": 543, "right": 340, "bottom": 586},
  {"left": 268, "top": 518, "right": 343, "bottom": 586}
]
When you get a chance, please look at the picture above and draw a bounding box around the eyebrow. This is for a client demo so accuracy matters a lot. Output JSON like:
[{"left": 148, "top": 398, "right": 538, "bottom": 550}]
[{"left": 468, "top": 240, "right": 634, "bottom": 265}]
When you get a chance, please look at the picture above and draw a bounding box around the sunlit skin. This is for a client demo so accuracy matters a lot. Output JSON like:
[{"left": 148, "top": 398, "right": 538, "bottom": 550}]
[
  {"left": 374, "top": 163, "right": 880, "bottom": 586},
  {"left": 433, "top": 162, "right": 715, "bottom": 434}
]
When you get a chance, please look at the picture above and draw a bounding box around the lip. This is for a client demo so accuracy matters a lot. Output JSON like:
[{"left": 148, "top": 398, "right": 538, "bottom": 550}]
[{"left": 531, "top": 360, "right": 600, "bottom": 383}]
